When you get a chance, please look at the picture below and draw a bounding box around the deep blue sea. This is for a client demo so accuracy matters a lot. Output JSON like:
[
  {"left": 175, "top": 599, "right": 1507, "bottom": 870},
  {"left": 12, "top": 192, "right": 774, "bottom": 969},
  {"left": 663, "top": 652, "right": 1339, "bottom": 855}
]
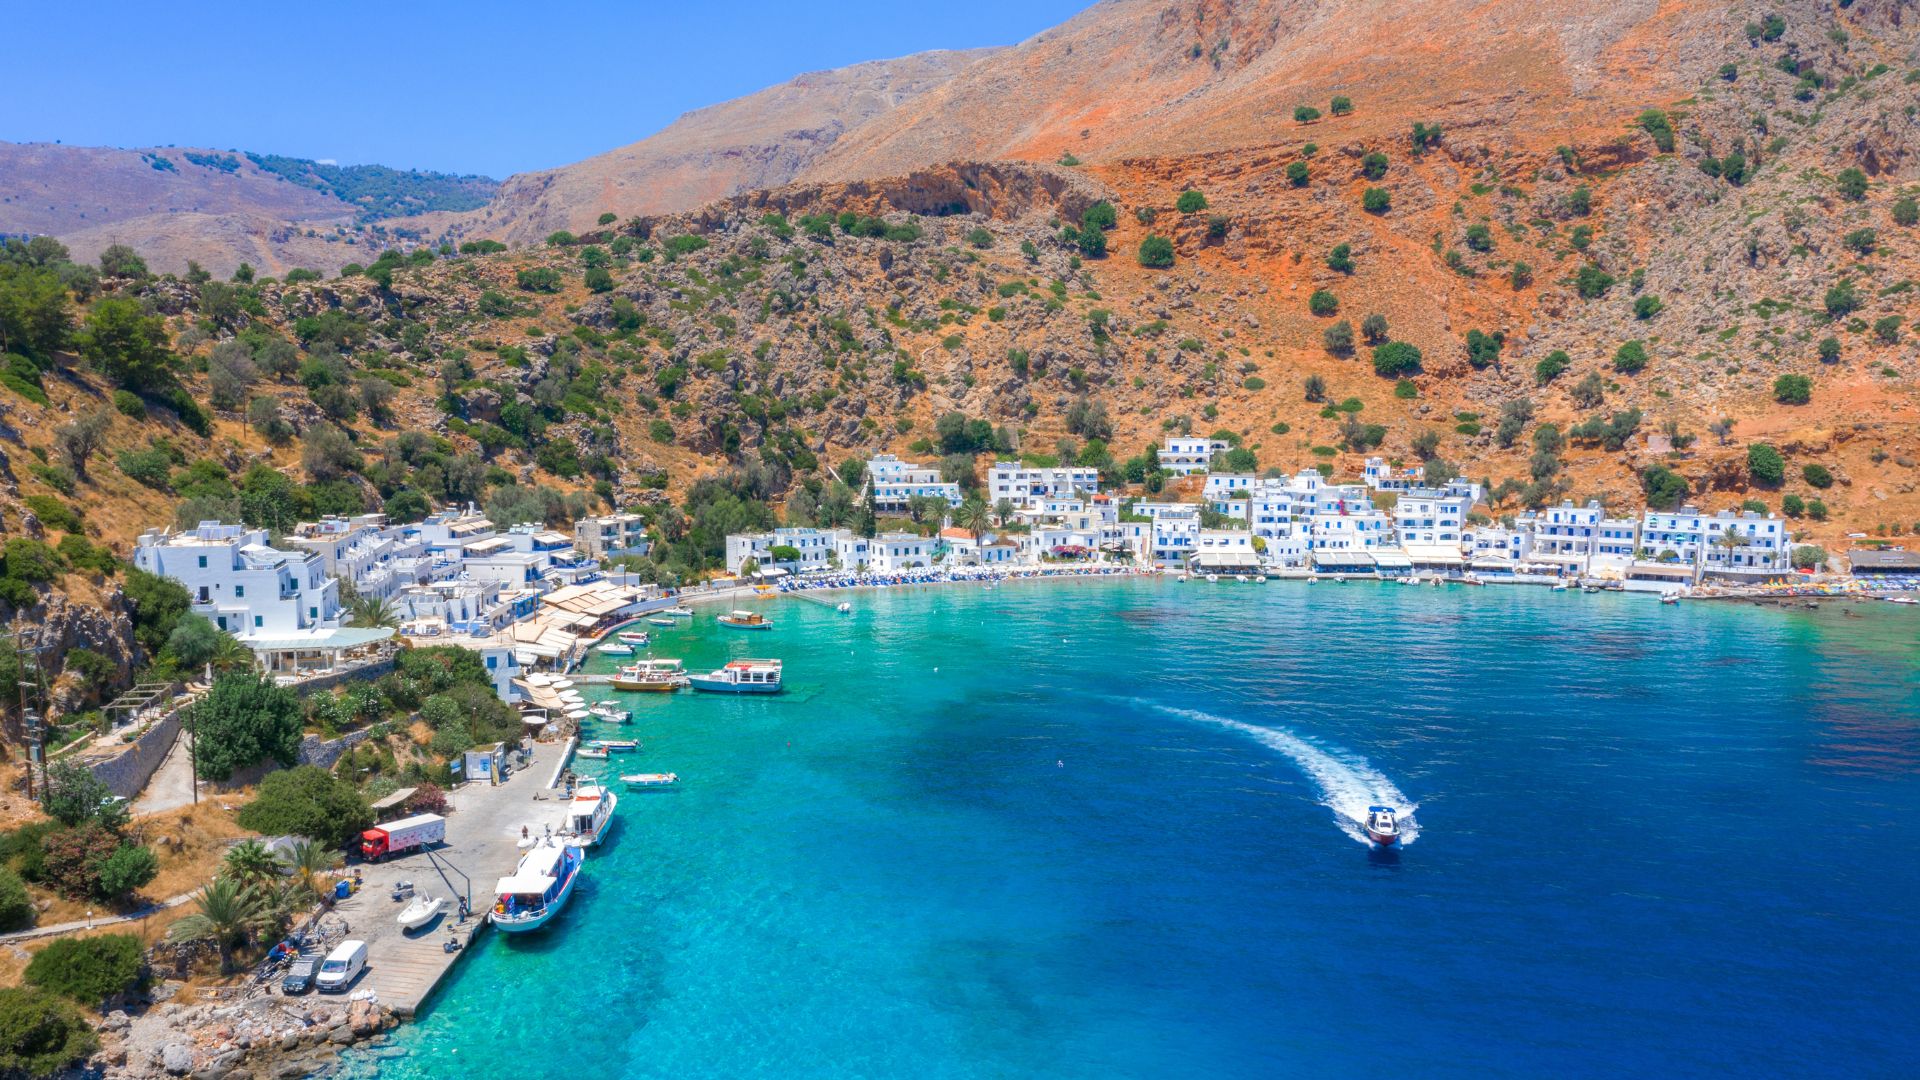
[{"left": 343, "top": 579, "right": 1920, "bottom": 1078}]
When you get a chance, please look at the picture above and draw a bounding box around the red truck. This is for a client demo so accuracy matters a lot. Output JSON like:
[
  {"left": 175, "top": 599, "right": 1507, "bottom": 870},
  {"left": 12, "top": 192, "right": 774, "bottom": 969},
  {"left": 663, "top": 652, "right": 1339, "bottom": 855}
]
[{"left": 359, "top": 814, "right": 446, "bottom": 862}]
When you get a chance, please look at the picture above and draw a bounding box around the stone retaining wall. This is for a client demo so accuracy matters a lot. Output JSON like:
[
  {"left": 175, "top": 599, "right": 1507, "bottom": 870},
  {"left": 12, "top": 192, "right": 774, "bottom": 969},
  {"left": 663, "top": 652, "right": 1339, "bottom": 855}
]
[{"left": 86, "top": 710, "right": 184, "bottom": 800}]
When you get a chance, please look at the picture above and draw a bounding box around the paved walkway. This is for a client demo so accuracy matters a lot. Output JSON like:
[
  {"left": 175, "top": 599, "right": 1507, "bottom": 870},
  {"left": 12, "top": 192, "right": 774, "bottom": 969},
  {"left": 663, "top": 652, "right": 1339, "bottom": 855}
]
[
  {"left": 0, "top": 891, "right": 199, "bottom": 944},
  {"left": 132, "top": 727, "right": 198, "bottom": 817}
]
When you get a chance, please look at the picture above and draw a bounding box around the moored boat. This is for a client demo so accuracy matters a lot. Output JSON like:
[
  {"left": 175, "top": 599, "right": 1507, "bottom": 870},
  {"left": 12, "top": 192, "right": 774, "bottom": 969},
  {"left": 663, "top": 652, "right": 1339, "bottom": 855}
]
[
  {"left": 587, "top": 702, "right": 631, "bottom": 723},
  {"left": 491, "top": 839, "right": 583, "bottom": 933},
  {"left": 622, "top": 772, "right": 679, "bottom": 789},
  {"left": 597, "top": 642, "right": 634, "bottom": 657},
  {"left": 689, "top": 658, "right": 783, "bottom": 694},
  {"left": 562, "top": 780, "right": 618, "bottom": 847},
  {"left": 717, "top": 609, "right": 774, "bottom": 630},
  {"left": 617, "top": 631, "right": 651, "bottom": 646},
  {"left": 662, "top": 606, "right": 694, "bottom": 617},
  {"left": 588, "top": 739, "right": 637, "bottom": 752},
  {"left": 576, "top": 747, "right": 608, "bottom": 760},
  {"left": 647, "top": 617, "right": 675, "bottom": 627},
  {"left": 611, "top": 658, "right": 689, "bottom": 692},
  {"left": 1365, "top": 805, "right": 1400, "bottom": 846}
]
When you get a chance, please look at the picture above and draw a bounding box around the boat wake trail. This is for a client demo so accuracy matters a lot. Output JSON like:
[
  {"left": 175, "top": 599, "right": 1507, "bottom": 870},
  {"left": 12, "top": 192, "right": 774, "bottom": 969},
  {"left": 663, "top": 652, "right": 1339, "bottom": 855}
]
[{"left": 1151, "top": 704, "right": 1420, "bottom": 845}]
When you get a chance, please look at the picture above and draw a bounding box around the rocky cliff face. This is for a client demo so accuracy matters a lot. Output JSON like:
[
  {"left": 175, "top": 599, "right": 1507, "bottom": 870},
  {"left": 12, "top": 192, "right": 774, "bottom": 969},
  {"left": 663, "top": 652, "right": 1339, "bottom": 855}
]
[{"left": 410, "top": 49, "right": 1000, "bottom": 247}]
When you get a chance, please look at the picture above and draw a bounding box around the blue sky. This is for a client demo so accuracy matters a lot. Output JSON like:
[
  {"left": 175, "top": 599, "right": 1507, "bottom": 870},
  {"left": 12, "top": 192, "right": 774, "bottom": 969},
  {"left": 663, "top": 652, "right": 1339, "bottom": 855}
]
[{"left": 7, "top": 0, "right": 1092, "bottom": 178}]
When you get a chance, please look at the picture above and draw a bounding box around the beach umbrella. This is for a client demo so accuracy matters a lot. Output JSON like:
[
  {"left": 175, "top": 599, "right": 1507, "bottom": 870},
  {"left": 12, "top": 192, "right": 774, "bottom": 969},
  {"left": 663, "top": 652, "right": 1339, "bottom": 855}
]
[
  {"left": 522, "top": 714, "right": 549, "bottom": 726},
  {"left": 524, "top": 673, "right": 551, "bottom": 687},
  {"left": 566, "top": 708, "right": 591, "bottom": 719},
  {"left": 550, "top": 678, "right": 575, "bottom": 689}
]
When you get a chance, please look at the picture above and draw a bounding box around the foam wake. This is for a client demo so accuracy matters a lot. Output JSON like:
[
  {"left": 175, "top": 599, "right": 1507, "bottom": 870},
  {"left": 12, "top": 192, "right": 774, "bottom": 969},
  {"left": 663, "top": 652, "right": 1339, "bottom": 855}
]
[{"left": 1154, "top": 704, "right": 1420, "bottom": 845}]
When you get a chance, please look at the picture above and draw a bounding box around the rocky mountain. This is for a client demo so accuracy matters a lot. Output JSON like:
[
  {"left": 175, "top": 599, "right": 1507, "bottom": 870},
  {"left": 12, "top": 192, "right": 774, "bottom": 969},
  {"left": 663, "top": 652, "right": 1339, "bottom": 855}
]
[
  {"left": 411, "top": 49, "right": 999, "bottom": 248},
  {"left": 0, "top": 142, "right": 497, "bottom": 278}
]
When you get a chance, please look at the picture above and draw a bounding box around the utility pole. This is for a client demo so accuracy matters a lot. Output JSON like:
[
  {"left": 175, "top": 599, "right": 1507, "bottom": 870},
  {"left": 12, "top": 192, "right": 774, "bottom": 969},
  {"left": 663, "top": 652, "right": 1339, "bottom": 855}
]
[{"left": 4, "top": 628, "right": 51, "bottom": 801}]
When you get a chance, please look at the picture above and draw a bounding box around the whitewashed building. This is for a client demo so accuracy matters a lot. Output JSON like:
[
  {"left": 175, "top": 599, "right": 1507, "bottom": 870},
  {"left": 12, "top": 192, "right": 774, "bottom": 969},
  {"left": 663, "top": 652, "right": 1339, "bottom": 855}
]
[
  {"left": 1393, "top": 490, "right": 1471, "bottom": 547},
  {"left": 1637, "top": 507, "right": 1789, "bottom": 574},
  {"left": 572, "top": 513, "right": 651, "bottom": 559},
  {"left": 135, "top": 522, "right": 343, "bottom": 638},
  {"left": 988, "top": 461, "right": 1099, "bottom": 510},
  {"left": 1161, "top": 437, "right": 1230, "bottom": 476},
  {"left": 864, "top": 455, "right": 962, "bottom": 512},
  {"left": 725, "top": 527, "right": 836, "bottom": 575},
  {"left": 285, "top": 514, "right": 429, "bottom": 601}
]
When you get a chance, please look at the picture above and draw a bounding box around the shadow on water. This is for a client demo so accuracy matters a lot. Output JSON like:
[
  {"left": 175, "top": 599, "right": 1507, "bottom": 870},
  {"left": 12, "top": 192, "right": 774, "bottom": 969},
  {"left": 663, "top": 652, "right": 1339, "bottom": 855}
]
[{"left": 1365, "top": 844, "right": 1404, "bottom": 869}]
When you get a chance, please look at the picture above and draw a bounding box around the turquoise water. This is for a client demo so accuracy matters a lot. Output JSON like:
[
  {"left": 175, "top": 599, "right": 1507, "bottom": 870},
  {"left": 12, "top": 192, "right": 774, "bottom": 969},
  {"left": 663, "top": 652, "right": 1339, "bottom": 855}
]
[{"left": 346, "top": 580, "right": 1920, "bottom": 1078}]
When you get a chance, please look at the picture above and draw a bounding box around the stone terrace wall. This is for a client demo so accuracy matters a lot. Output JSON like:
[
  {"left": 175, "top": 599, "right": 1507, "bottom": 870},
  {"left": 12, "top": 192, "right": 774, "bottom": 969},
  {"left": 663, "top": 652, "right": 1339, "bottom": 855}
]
[{"left": 86, "top": 710, "right": 183, "bottom": 800}]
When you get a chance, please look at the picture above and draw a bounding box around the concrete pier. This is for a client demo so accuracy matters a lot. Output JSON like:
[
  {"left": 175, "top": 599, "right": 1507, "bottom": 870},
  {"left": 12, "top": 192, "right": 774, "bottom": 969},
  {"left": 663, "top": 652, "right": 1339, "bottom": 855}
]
[{"left": 327, "top": 738, "right": 575, "bottom": 1015}]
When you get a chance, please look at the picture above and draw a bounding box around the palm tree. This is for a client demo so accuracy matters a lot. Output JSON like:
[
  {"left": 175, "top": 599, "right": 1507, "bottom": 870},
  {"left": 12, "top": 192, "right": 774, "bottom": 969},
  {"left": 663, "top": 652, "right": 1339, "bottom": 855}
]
[
  {"left": 955, "top": 498, "right": 992, "bottom": 559},
  {"left": 222, "top": 840, "right": 279, "bottom": 887},
  {"left": 993, "top": 498, "right": 1015, "bottom": 526},
  {"left": 347, "top": 595, "right": 398, "bottom": 630},
  {"left": 168, "top": 877, "right": 266, "bottom": 973},
  {"left": 278, "top": 839, "right": 342, "bottom": 900}
]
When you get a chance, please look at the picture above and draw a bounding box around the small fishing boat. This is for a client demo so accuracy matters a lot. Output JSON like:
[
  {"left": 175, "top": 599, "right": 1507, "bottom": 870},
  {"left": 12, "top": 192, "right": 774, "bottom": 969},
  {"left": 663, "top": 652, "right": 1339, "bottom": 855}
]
[
  {"left": 836, "top": 601, "right": 852, "bottom": 613},
  {"left": 611, "top": 658, "right": 689, "bottom": 692},
  {"left": 647, "top": 617, "right": 675, "bottom": 627},
  {"left": 617, "top": 631, "right": 651, "bottom": 646},
  {"left": 1204, "top": 574, "right": 1220, "bottom": 583},
  {"left": 562, "top": 780, "right": 618, "bottom": 847},
  {"left": 491, "top": 838, "right": 583, "bottom": 933},
  {"left": 1660, "top": 592, "right": 1681, "bottom": 605},
  {"left": 662, "top": 606, "right": 694, "bottom": 617},
  {"left": 1551, "top": 582, "right": 1573, "bottom": 592},
  {"left": 717, "top": 610, "right": 774, "bottom": 630},
  {"left": 1334, "top": 575, "right": 1347, "bottom": 584},
  {"left": 689, "top": 658, "right": 783, "bottom": 694},
  {"left": 1459, "top": 574, "right": 1486, "bottom": 586},
  {"left": 597, "top": 642, "right": 635, "bottom": 657},
  {"left": 576, "top": 747, "right": 609, "bottom": 761},
  {"left": 397, "top": 894, "right": 445, "bottom": 932},
  {"left": 622, "top": 772, "right": 679, "bottom": 789},
  {"left": 1400, "top": 575, "right": 1422, "bottom": 586},
  {"left": 1364, "top": 805, "right": 1400, "bottom": 846},
  {"left": 588, "top": 739, "right": 638, "bottom": 753},
  {"left": 587, "top": 703, "right": 631, "bottom": 723},
  {"left": 1886, "top": 596, "right": 1918, "bottom": 606}
]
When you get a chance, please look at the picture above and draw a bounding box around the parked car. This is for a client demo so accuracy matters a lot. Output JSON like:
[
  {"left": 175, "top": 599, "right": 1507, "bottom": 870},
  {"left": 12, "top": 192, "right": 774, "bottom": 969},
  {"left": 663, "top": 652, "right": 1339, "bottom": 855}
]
[
  {"left": 315, "top": 940, "right": 367, "bottom": 993},
  {"left": 281, "top": 955, "right": 319, "bottom": 995}
]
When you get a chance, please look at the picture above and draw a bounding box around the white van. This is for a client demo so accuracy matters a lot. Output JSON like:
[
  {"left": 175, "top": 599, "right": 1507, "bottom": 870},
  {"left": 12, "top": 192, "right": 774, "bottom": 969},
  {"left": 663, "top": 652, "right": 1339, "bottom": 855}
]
[{"left": 315, "top": 940, "right": 367, "bottom": 993}]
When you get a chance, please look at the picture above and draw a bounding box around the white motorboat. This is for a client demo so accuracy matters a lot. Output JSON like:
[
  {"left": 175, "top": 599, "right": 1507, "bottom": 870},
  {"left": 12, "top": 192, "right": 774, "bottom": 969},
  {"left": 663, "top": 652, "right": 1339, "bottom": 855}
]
[
  {"left": 491, "top": 838, "right": 583, "bottom": 933},
  {"left": 836, "top": 601, "right": 852, "bottom": 613},
  {"left": 621, "top": 772, "right": 679, "bottom": 789},
  {"left": 647, "top": 616, "right": 675, "bottom": 627},
  {"left": 587, "top": 703, "right": 631, "bottom": 723},
  {"left": 576, "top": 747, "right": 609, "bottom": 760},
  {"left": 396, "top": 895, "right": 446, "bottom": 932},
  {"left": 562, "top": 780, "right": 618, "bottom": 847},
  {"left": 689, "top": 658, "right": 783, "bottom": 694},
  {"left": 588, "top": 739, "right": 638, "bottom": 752},
  {"left": 611, "top": 658, "right": 689, "bottom": 692},
  {"left": 1365, "top": 805, "right": 1400, "bottom": 846},
  {"left": 662, "top": 606, "right": 695, "bottom": 617},
  {"left": 617, "top": 631, "right": 651, "bottom": 646},
  {"left": 598, "top": 642, "right": 635, "bottom": 657},
  {"left": 717, "top": 609, "right": 774, "bottom": 630},
  {"left": 1886, "top": 596, "right": 1918, "bottom": 606}
]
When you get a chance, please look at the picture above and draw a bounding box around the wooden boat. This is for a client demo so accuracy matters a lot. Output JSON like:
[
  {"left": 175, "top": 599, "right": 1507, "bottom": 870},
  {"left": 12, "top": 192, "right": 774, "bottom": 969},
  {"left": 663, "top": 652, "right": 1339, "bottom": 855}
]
[
  {"left": 689, "top": 658, "right": 783, "bottom": 694},
  {"left": 622, "top": 772, "right": 679, "bottom": 789},
  {"left": 717, "top": 610, "right": 773, "bottom": 630},
  {"left": 610, "top": 659, "right": 689, "bottom": 692}
]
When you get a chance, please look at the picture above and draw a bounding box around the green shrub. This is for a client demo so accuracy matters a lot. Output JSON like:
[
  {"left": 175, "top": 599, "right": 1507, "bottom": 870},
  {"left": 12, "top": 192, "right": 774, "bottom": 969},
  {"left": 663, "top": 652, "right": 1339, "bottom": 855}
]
[
  {"left": 1137, "top": 235, "right": 1175, "bottom": 268},
  {"left": 1634, "top": 294, "right": 1663, "bottom": 319},
  {"left": 515, "top": 267, "right": 562, "bottom": 293},
  {"left": 116, "top": 448, "right": 172, "bottom": 491},
  {"left": 1308, "top": 290, "right": 1339, "bottom": 316},
  {"left": 1326, "top": 243, "right": 1353, "bottom": 273},
  {"left": 24, "top": 935, "right": 144, "bottom": 1005},
  {"left": 1362, "top": 188, "right": 1391, "bottom": 214},
  {"left": 1873, "top": 316, "right": 1902, "bottom": 344},
  {"left": 1175, "top": 190, "right": 1208, "bottom": 214},
  {"left": 1802, "top": 463, "right": 1834, "bottom": 488},
  {"left": 0, "top": 868, "right": 30, "bottom": 932},
  {"left": 1371, "top": 341, "right": 1422, "bottom": 377},
  {"left": 1782, "top": 494, "right": 1806, "bottom": 517},
  {"left": 1465, "top": 329, "right": 1502, "bottom": 368},
  {"left": 1747, "top": 443, "right": 1786, "bottom": 486},
  {"left": 110, "top": 390, "right": 145, "bottom": 419},
  {"left": 1330, "top": 95, "right": 1353, "bottom": 116},
  {"left": 1293, "top": 105, "right": 1321, "bottom": 124},
  {"left": 1393, "top": 378, "right": 1418, "bottom": 399},
  {"left": 1835, "top": 167, "right": 1868, "bottom": 201},
  {"left": 1824, "top": 279, "right": 1860, "bottom": 317},
  {"left": 1576, "top": 263, "right": 1614, "bottom": 299},
  {"left": 1773, "top": 374, "right": 1812, "bottom": 404},
  {"left": 235, "top": 765, "right": 372, "bottom": 849},
  {"left": 0, "top": 987, "right": 97, "bottom": 1076},
  {"left": 1894, "top": 197, "right": 1919, "bottom": 227},
  {"left": 1535, "top": 350, "right": 1570, "bottom": 383},
  {"left": 1362, "top": 152, "right": 1389, "bottom": 180},
  {"left": 1817, "top": 336, "right": 1842, "bottom": 363},
  {"left": 1613, "top": 340, "right": 1647, "bottom": 373},
  {"left": 1637, "top": 109, "right": 1675, "bottom": 152},
  {"left": 1464, "top": 224, "right": 1493, "bottom": 252},
  {"left": 1285, "top": 160, "right": 1309, "bottom": 186}
]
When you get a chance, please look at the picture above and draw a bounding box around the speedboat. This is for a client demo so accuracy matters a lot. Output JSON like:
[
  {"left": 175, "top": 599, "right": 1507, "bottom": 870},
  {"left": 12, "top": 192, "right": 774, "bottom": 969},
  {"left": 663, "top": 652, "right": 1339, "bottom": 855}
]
[
  {"left": 617, "top": 631, "right": 651, "bottom": 646},
  {"left": 647, "top": 617, "right": 675, "bottom": 627},
  {"left": 491, "top": 838, "right": 583, "bottom": 933},
  {"left": 1551, "top": 582, "right": 1573, "bottom": 592},
  {"left": 576, "top": 747, "right": 609, "bottom": 760},
  {"left": 1661, "top": 592, "right": 1681, "bottom": 605},
  {"left": 562, "top": 780, "right": 617, "bottom": 847},
  {"left": 1459, "top": 574, "right": 1486, "bottom": 586},
  {"left": 588, "top": 703, "right": 631, "bottom": 723},
  {"left": 662, "top": 606, "right": 694, "bottom": 617},
  {"left": 689, "top": 658, "right": 783, "bottom": 694},
  {"left": 397, "top": 894, "right": 445, "bottom": 932},
  {"left": 836, "top": 601, "right": 852, "bottom": 613},
  {"left": 1364, "top": 805, "right": 1400, "bottom": 846},
  {"left": 589, "top": 739, "right": 638, "bottom": 753},
  {"left": 611, "top": 658, "right": 689, "bottom": 692},
  {"left": 622, "top": 772, "right": 679, "bottom": 789},
  {"left": 1886, "top": 596, "right": 1918, "bottom": 606},
  {"left": 598, "top": 642, "right": 635, "bottom": 657},
  {"left": 717, "top": 610, "right": 774, "bottom": 630},
  {"left": 1204, "top": 574, "right": 1220, "bottom": 583}
]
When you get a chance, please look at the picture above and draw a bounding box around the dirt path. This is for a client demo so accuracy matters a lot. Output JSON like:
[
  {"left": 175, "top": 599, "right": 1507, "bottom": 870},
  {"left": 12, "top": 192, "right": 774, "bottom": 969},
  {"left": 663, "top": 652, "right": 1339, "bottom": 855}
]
[
  {"left": 132, "top": 728, "right": 199, "bottom": 818},
  {"left": 0, "top": 891, "right": 199, "bottom": 944}
]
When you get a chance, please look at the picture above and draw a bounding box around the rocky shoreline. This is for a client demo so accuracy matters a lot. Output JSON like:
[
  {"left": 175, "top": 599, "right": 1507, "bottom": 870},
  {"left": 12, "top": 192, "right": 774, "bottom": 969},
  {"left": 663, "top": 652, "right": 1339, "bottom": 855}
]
[{"left": 94, "top": 988, "right": 396, "bottom": 1080}]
